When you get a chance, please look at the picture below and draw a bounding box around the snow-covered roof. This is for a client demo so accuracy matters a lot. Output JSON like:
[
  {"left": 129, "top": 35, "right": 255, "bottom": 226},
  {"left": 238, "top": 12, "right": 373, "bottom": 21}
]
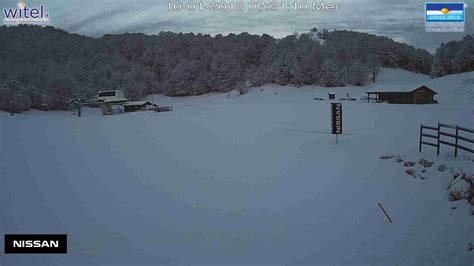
[
  {"left": 366, "top": 84, "right": 437, "bottom": 93},
  {"left": 123, "top": 101, "right": 153, "bottom": 106},
  {"left": 104, "top": 97, "right": 129, "bottom": 103}
]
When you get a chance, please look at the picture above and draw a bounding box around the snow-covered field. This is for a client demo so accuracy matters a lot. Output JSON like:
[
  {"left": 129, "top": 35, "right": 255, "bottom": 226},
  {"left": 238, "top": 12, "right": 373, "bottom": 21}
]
[{"left": 1, "top": 69, "right": 473, "bottom": 265}]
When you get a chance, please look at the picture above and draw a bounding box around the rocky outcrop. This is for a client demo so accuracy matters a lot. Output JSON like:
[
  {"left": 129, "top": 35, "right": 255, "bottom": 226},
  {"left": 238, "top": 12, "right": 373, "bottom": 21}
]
[
  {"left": 405, "top": 168, "right": 415, "bottom": 176},
  {"left": 448, "top": 174, "right": 473, "bottom": 204},
  {"left": 438, "top": 164, "right": 448, "bottom": 172},
  {"left": 419, "top": 159, "right": 434, "bottom": 168},
  {"left": 380, "top": 153, "right": 473, "bottom": 213}
]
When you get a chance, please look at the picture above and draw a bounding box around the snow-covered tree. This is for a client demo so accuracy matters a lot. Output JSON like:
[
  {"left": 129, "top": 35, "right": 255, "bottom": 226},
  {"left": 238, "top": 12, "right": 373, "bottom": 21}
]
[
  {"left": 348, "top": 60, "right": 369, "bottom": 86},
  {"left": 366, "top": 55, "right": 381, "bottom": 82},
  {"left": 320, "top": 58, "right": 345, "bottom": 87},
  {"left": 0, "top": 25, "right": 440, "bottom": 110},
  {"left": 209, "top": 52, "right": 242, "bottom": 92}
]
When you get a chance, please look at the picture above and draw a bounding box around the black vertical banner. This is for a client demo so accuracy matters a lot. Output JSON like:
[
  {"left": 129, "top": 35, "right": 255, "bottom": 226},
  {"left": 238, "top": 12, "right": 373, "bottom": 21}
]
[{"left": 331, "top": 103, "right": 342, "bottom": 134}]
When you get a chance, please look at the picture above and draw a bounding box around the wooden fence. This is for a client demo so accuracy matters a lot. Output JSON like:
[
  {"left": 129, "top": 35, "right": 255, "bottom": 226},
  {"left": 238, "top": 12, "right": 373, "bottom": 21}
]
[{"left": 419, "top": 123, "right": 474, "bottom": 157}]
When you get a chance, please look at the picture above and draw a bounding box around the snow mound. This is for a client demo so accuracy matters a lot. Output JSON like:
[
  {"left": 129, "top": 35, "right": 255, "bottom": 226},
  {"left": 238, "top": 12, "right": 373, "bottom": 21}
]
[
  {"left": 375, "top": 68, "right": 430, "bottom": 85},
  {"left": 424, "top": 72, "right": 474, "bottom": 104}
]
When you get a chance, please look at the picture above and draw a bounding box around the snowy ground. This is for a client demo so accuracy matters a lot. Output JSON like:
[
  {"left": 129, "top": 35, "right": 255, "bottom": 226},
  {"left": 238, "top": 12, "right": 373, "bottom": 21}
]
[{"left": 1, "top": 69, "right": 473, "bottom": 265}]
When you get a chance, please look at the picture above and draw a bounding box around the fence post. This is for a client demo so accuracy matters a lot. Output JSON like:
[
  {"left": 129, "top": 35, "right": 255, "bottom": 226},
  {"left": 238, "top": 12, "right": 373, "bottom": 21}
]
[
  {"left": 419, "top": 125, "right": 423, "bottom": 152},
  {"left": 437, "top": 122, "right": 441, "bottom": 156},
  {"left": 454, "top": 125, "right": 459, "bottom": 158}
]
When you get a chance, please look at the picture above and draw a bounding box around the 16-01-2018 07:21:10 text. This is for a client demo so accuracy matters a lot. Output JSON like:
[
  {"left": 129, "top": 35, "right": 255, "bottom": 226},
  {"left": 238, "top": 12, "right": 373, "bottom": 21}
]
[{"left": 166, "top": 1, "right": 340, "bottom": 12}]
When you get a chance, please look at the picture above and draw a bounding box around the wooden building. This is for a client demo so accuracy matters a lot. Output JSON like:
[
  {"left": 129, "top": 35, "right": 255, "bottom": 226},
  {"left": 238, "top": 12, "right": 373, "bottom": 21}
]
[
  {"left": 123, "top": 101, "right": 157, "bottom": 112},
  {"left": 366, "top": 85, "right": 438, "bottom": 104}
]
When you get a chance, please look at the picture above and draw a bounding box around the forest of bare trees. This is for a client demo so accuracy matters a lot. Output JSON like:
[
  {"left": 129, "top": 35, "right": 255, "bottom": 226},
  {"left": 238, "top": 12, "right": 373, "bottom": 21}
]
[
  {"left": 430, "top": 35, "right": 474, "bottom": 78},
  {"left": 0, "top": 25, "right": 470, "bottom": 110}
]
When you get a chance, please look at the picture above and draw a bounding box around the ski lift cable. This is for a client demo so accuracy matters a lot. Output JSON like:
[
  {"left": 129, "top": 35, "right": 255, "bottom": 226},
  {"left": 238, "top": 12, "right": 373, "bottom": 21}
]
[
  {"left": 11, "top": 83, "right": 72, "bottom": 104},
  {"left": 21, "top": 83, "right": 71, "bottom": 101},
  {"left": 16, "top": 87, "right": 70, "bottom": 104},
  {"left": 12, "top": 83, "right": 74, "bottom": 103},
  {"left": 11, "top": 83, "right": 66, "bottom": 102},
  {"left": 12, "top": 81, "right": 73, "bottom": 102},
  {"left": 12, "top": 82, "right": 69, "bottom": 101},
  {"left": 20, "top": 82, "right": 70, "bottom": 100}
]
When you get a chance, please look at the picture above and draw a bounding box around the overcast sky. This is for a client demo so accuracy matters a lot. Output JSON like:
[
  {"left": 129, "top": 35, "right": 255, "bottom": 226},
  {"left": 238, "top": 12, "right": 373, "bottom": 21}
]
[{"left": 2, "top": 0, "right": 473, "bottom": 52}]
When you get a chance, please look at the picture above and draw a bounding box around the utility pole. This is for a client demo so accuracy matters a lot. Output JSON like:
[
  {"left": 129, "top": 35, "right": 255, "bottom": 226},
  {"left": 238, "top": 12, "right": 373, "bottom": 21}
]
[
  {"left": 72, "top": 100, "right": 81, "bottom": 118},
  {"left": 8, "top": 79, "right": 16, "bottom": 116}
]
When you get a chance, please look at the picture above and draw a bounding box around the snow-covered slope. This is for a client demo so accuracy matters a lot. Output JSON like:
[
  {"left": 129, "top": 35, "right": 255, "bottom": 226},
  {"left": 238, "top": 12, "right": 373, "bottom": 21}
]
[
  {"left": 424, "top": 72, "right": 474, "bottom": 104},
  {"left": 1, "top": 69, "right": 473, "bottom": 265},
  {"left": 364, "top": 69, "right": 474, "bottom": 104},
  {"left": 375, "top": 68, "right": 430, "bottom": 84}
]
